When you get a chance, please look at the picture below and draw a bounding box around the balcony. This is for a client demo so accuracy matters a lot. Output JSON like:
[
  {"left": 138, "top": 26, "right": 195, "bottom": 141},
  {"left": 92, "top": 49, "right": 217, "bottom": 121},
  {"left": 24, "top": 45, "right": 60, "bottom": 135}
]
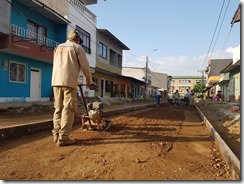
[
  {"left": 68, "top": 0, "right": 97, "bottom": 24},
  {"left": 0, "top": 24, "right": 59, "bottom": 63},
  {"left": 219, "top": 73, "right": 230, "bottom": 85},
  {"left": 11, "top": 24, "right": 59, "bottom": 49}
]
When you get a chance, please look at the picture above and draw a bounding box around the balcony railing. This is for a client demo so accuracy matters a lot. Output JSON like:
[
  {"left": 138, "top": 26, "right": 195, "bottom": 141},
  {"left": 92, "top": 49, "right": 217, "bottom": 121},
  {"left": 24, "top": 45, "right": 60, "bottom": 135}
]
[
  {"left": 68, "top": 0, "right": 96, "bottom": 24},
  {"left": 10, "top": 24, "right": 59, "bottom": 49}
]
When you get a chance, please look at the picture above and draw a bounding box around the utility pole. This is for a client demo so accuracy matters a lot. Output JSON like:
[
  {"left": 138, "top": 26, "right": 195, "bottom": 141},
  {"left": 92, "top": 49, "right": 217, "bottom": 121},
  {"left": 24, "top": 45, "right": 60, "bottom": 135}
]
[
  {"left": 145, "top": 56, "right": 149, "bottom": 98},
  {"left": 144, "top": 49, "right": 157, "bottom": 99}
]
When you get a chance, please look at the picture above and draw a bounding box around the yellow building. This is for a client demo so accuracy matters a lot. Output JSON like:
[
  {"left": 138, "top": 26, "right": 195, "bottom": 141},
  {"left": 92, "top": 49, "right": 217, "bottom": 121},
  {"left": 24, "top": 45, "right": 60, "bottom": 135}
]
[{"left": 170, "top": 76, "right": 205, "bottom": 98}]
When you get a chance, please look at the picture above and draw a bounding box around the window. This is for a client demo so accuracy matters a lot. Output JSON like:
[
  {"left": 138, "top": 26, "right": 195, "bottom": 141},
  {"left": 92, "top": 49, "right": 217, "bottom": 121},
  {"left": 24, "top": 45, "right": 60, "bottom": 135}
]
[
  {"left": 121, "top": 84, "right": 125, "bottom": 97},
  {"left": 179, "top": 79, "right": 191, "bottom": 83},
  {"left": 118, "top": 54, "right": 122, "bottom": 68},
  {"left": 105, "top": 80, "right": 112, "bottom": 92},
  {"left": 75, "top": 25, "right": 91, "bottom": 54},
  {"left": 9, "top": 61, "right": 26, "bottom": 83},
  {"left": 27, "top": 20, "right": 47, "bottom": 45},
  {"left": 99, "top": 42, "right": 107, "bottom": 58}
]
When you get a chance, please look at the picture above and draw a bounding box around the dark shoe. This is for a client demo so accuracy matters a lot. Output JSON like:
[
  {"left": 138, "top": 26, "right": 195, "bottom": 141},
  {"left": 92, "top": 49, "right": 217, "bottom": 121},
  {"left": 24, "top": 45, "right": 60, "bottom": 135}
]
[
  {"left": 57, "top": 138, "right": 76, "bottom": 147},
  {"left": 53, "top": 135, "right": 59, "bottom": 143}
]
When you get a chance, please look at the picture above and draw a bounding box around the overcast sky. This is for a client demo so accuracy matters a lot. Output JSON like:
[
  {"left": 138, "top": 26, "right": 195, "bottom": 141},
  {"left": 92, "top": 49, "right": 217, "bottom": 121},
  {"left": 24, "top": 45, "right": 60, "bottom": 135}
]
[{"left": 89, "top": 0, "right": 241, "bottom": 76}]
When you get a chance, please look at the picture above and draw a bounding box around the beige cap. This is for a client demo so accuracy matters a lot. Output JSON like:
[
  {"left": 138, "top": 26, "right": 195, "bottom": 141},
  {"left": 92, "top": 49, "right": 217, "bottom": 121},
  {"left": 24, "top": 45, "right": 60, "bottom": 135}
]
[{"left": 68, "top": 30, "right": 80, "bottom": 41}]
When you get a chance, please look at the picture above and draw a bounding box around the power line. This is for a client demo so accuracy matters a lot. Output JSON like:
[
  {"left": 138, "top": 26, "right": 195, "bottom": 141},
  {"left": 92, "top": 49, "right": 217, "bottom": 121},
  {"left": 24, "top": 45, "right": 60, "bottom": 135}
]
[
  {"left": 208, "top": 0, "right": 230, "bottom": 60},
  {"left": 124, "top": 50, "right": 145, "bottom": 59},
  {"left": 201, "top": 0, "right": 226, "bottom": 70},
  {"left": 218, "top": 26, "right": 233, "bottom": 59}
]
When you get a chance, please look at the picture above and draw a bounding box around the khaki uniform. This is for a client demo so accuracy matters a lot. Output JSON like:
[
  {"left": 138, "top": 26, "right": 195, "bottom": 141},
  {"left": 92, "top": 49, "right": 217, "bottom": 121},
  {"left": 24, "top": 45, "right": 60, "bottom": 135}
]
[{"left": 52, "top": 40, "right": 92, "bottom": 140}]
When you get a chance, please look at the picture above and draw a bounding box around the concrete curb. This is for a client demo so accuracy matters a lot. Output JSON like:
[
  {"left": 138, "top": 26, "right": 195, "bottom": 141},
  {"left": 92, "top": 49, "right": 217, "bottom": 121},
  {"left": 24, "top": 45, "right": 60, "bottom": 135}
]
[
  {"left": 0, "top": 104, "right": 156, "bottom": 141},
  {"left": 195, "top": 105, "right": 240, "bottom": 180}
]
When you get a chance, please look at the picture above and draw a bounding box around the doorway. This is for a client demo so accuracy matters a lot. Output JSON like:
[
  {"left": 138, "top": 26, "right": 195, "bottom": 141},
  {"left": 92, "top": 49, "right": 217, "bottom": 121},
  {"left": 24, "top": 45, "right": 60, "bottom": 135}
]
[{"left": 30, "top": 68, "right": 41, "bottom": 101}]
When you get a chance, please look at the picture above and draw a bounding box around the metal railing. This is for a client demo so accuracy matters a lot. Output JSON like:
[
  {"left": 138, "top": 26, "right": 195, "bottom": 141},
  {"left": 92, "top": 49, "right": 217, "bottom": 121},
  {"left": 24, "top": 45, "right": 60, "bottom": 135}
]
[
  {"left": 68, "top": 0, "right": 96, "bottom": 24},
  {"left": 10, "top": 24, "right": 59, "bottom": 49}
]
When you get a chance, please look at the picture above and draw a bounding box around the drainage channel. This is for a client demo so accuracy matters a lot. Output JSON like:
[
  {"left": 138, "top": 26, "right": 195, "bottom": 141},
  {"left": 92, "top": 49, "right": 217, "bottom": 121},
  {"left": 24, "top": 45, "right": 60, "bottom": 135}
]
[{"left": 195, "top": 105, "right": 240, "bottom": 180}]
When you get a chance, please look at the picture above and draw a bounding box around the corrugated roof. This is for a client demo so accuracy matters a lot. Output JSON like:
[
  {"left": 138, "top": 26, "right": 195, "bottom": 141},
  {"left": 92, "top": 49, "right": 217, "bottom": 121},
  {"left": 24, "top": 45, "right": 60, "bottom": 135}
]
[
  {"left": 97, "top": 29, "right": 130, "bottom": 50},
  {"left": 208, "top": 59, "right": 232, "bottom": 76},
  {"left": 84, "top": 0, "right": 97, "bottom": 5},
  {"left": 231, "top": 4, "right": 240, "bottom": 25}
]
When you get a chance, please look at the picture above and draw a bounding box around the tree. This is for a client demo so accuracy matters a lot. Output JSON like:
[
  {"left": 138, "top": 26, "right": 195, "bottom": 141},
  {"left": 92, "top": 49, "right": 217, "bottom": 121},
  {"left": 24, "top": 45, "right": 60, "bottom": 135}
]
[{"left": 193, "top": 83, "right": 205, "bottom": 93}]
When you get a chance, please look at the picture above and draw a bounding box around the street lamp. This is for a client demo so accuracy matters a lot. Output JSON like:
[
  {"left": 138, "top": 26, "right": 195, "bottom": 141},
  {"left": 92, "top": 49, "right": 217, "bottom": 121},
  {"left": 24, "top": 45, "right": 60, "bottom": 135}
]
[{"left": 145, "top": 49, "right": 157, "bottom": 98}]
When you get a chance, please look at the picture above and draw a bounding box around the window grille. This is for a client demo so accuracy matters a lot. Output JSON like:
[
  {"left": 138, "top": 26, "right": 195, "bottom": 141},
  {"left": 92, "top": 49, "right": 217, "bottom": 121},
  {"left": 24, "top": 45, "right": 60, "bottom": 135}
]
[{"left": 9, "top": 61, "right": 26, "bottom": 83}]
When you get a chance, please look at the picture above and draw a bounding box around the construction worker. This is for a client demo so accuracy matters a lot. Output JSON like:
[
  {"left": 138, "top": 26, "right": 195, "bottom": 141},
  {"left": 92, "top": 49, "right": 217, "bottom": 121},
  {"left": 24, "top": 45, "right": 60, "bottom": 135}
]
[{"left": 51, "top": 29, "right": 95, "bottom": 147}]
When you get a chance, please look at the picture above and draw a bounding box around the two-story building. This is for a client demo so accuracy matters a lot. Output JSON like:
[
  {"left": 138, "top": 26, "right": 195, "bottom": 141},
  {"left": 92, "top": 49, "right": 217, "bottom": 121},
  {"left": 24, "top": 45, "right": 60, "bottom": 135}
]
[
  {"left": 204, "top": 59, "right": 232, "bottom": 98},
  {"left": 93, "top": 29, "right": 129, "bottom": 98},
  {"left": 170, "top": 76, "right": 205, "bottom": 98},
  {"left": 151, "top": 71, "right": 169, "bottom": 98},
  {"left": 218, "top": 46, "right": 240, "bottom": 102},
  {"left": 66, "top": 0, "right": 97, "bottom": 97},
  {"left": 122, "top": 67, "right": 147, "bottom": 98},
  {"left": 0, "top": 0, "right": 69, "bottom": 102},
  {"left": 39, "top": 0, "right": 98, "bottom": 97}
]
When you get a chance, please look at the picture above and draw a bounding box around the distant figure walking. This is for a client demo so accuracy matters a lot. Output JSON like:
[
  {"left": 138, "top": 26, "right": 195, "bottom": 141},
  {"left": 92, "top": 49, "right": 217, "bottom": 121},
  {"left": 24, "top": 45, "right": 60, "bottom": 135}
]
[
  {"left": 184, "top": 89, "right": 191, "bottom": 106},
  {"left": 156, "top": 89, "right": 161, "bottom": 105},
  {"left": 189, "top": 90, "right": 195, "bottom": 106},
  {"left": 173, "top": 90, "right": 180, "bottom": 105}
]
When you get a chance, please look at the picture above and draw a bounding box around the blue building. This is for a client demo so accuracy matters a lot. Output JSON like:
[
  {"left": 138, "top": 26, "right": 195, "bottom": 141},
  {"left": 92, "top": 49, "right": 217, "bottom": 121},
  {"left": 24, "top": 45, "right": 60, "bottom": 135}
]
[{"left": 0, "top": 0, "right": 69, "bottom": 103}]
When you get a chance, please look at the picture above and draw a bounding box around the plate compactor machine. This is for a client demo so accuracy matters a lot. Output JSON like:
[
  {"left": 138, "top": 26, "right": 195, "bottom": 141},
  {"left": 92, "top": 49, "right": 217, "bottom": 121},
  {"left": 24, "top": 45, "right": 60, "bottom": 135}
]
[{"left": 78, "top": 84, "right": 111, "bottom": 131}]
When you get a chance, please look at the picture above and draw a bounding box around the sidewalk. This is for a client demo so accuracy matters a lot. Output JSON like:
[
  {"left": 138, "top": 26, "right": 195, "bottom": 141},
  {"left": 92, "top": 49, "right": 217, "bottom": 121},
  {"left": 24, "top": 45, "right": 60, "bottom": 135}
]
[{"left": 0, "top": 100, "right": 165, "bottom": 140}]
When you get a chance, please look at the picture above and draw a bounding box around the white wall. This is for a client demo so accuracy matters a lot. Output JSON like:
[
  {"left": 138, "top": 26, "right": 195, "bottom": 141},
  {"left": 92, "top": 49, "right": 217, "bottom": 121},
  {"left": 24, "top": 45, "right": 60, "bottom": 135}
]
[
  {"left": 67, "top": 2, "right": 97, "bottom": 97},
  {"left": 122, "top": 67, "right": 145, "bottom": 82},
  {"left": 68, "top": 3, "right": 96, "bottom": 68},
  {"left": 0, "top": 0, "right": 11, "bottom": 34},
  {"left": 233, "top": 45, "right": 240, "bottom": 65}
]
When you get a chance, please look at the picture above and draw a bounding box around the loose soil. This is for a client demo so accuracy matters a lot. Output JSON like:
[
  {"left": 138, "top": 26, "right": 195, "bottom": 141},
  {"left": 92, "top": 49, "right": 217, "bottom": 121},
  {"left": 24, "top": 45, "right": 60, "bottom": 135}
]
[
  {"left": 0, "top": 103, "right": 235, "bottom": 180},
  {"left": 195, "top": 100, "right": 240, "bottom": 160}
]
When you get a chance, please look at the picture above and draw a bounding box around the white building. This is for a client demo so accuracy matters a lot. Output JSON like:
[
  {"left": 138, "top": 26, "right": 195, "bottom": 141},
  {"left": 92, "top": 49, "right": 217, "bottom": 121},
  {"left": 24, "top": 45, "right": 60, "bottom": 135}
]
[{"left": 39, "top": 0, "right": 98, "bottom": 97}]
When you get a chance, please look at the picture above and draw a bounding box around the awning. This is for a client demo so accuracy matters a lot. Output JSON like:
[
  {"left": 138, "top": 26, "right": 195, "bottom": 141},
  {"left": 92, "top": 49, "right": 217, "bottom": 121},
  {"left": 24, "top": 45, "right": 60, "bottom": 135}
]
[{"left": 208, "top": 76, "right": 220, "bottom": 83}]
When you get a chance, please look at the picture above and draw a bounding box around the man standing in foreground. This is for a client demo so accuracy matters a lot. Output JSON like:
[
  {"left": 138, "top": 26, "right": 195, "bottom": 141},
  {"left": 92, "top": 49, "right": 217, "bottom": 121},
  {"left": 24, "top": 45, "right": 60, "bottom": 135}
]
[{"left": 52, "top": 30, "right": 95, "bottom": 147}]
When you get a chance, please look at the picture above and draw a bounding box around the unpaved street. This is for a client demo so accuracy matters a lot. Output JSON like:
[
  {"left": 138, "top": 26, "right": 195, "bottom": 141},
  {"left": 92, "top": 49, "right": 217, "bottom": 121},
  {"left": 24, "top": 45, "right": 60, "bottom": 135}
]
[{"left": 0, "top": 104, "right": 232, "bottom": 180}]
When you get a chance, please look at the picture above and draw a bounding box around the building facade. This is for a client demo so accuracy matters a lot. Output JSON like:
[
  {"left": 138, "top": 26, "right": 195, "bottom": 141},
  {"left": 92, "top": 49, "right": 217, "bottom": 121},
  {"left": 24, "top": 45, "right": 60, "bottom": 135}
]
[
  {"left": 40, "top": 0, "right": 98, "bottom": 97},
  {"left": 204, "top": 59, "right": 232, "bottom": 98},
  {"left": 219, "top": 45, "right": 240, "bottom": 102},
  {"left": 0, "top": 0, "right": 69, "bottom": 102},
  {"left": 170, "top": 76, "right": 205, "bottom": 98},
  {"left": 93, "top": 29, "right": 129, "bottom": 98}
]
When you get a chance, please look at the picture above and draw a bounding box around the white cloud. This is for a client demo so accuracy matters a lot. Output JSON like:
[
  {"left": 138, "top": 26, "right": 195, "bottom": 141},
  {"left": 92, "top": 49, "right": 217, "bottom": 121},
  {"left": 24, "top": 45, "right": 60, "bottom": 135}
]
[{"left": 123, "top": 49, "right": 234, "bottom": 76}]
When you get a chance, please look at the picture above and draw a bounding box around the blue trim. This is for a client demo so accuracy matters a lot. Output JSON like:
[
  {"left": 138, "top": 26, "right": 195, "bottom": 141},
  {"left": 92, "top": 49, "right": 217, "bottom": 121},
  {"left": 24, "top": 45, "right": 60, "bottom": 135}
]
[{"left": 0, "top": 53, "right": 53, "bottom": 98}]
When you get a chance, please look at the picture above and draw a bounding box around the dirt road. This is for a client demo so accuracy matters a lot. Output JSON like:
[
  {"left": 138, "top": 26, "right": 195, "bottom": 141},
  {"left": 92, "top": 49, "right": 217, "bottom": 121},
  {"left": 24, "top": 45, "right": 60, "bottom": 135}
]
[{"left": 0, "top": 104, "right": 232, "bottom": 180}]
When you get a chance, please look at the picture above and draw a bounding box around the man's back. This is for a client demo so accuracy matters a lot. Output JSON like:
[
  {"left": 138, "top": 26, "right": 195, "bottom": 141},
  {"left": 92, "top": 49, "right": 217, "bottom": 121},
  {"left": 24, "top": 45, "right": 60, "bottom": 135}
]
[{"left": 52, "top": 40, "right": 81, "bottom": 89}]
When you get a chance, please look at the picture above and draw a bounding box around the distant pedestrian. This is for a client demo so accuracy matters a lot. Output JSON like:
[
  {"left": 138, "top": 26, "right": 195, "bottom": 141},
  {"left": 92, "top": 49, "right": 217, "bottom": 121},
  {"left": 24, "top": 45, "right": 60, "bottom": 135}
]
[
  {"left": 213, "top": 90, "right": 222, "bottom": 101},
  {"left": 52, "top": 30, "right": 96, "bottom": 147},
  {"left": 184, "top": 89, "right": 191, "bottom": 106},
  {"left": 189, "top": 90, "right": 195, "bottom": 106},
  {"left": 156, "top": 89, "right": 161, "bottom": 105},
  {"left": 173, "top": 90, "right": 180, "bottom": 105}
]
